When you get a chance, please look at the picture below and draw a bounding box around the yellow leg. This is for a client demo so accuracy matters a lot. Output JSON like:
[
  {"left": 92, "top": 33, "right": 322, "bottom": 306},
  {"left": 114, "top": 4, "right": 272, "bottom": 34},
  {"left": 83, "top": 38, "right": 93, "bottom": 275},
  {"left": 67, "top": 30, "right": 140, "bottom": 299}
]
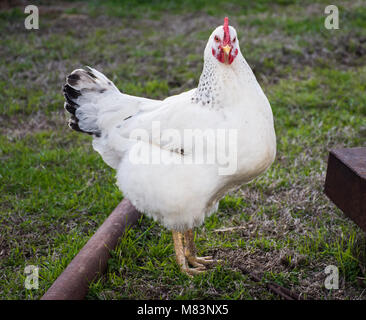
[
  {"left": 172, "top": 230, "right": 205, "bottom": 276},
  {"left": 184, "top": 229, "right": 214, "bottom": 267}
]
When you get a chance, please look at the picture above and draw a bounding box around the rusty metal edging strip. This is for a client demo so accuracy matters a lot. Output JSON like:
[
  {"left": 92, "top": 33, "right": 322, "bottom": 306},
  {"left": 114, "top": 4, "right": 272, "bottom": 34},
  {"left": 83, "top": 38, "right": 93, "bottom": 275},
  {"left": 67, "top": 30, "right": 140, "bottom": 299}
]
[{"left": 41, "top": 199, "right": 142, "bottom": 300}]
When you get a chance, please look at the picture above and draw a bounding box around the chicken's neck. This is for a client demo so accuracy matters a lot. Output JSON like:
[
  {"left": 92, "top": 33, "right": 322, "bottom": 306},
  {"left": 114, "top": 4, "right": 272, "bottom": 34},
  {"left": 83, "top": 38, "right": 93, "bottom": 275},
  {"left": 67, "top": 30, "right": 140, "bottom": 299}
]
[{"left": 192, "top": 51, "right": 257, "bottom": 110}]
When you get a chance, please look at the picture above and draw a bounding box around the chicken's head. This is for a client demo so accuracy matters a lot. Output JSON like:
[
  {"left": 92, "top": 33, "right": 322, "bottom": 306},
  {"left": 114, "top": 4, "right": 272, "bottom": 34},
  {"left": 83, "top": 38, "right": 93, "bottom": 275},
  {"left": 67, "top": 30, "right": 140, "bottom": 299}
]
[{"left": 210, "top": 17, "right": 239, "bottom": 65}]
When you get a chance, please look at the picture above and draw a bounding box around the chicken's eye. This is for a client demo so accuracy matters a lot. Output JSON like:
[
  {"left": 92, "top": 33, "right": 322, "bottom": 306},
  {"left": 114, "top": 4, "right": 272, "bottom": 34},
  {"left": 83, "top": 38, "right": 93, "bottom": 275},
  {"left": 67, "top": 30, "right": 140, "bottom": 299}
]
[
  {"left": 232, "top": 37, "right": 236, "bottom": 43},
  {"left": 214, "top": 35, "right": 220, "bottom": 42}
]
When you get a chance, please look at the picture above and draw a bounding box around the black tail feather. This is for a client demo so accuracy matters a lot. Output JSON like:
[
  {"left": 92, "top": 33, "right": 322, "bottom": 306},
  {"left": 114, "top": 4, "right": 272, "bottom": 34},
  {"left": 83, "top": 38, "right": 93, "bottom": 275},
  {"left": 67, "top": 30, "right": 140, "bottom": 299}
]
[
  {"left": 64, "top": 102, "right": 76, "bottom": 115},
  {"left": 63, "top": 83, "right": 94, "bottom": 135},
  {"left": 68, "top": 115, "right": 93, "bottom": 135},
  {"left": 63, "top": 67, "right": 108, "bottom": 137},
  {"left": 63, "top": 84, "right": 81, "bottom": 101}
]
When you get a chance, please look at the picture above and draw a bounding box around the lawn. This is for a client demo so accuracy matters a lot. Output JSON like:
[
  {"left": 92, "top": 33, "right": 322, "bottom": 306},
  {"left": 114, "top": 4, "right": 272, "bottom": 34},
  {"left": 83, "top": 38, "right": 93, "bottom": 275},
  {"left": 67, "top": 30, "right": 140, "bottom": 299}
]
[{"left": 0, "top": 0, "right": 365, "bottom": 300}]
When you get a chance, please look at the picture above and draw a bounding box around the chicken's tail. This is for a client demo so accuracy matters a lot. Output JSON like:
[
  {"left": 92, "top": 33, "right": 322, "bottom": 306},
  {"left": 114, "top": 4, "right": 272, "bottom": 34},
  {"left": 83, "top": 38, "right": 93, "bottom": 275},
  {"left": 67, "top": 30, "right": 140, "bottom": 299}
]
[{"left": 63, "top": 66, "right": 121, "bottom": 137}]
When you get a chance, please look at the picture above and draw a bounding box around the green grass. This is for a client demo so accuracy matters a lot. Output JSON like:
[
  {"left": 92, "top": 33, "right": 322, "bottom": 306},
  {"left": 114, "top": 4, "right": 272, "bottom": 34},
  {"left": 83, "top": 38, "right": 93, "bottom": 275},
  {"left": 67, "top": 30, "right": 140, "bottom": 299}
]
[{"left": 1, "top": 0, "right": 366, "bottom": 300}]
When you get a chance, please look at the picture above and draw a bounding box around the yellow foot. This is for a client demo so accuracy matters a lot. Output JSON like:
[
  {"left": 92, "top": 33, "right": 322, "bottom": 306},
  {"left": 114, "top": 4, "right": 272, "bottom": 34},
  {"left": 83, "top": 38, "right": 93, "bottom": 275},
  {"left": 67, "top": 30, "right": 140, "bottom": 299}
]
[
  {"left": 181, "top": 265, "right": 206, "bottom": 276},
  {"left": 183, "top": 229, "right": 217, "bottom": 270},
  {"left": 173, "top": 229, "right": 219, "bottom": 276},
  {"left": 186, "top": 255, "right": 215, "bottom": 268}
]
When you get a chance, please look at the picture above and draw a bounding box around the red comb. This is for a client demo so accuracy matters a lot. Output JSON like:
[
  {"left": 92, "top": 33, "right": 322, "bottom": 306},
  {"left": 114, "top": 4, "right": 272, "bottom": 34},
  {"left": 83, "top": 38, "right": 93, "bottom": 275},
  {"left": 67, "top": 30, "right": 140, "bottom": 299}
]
[
  {"left": 223, "top": 17, "right": 230, "bottom": 44},
  {"left": 223, "top": 17, "right": 229, "bottom": 33}
]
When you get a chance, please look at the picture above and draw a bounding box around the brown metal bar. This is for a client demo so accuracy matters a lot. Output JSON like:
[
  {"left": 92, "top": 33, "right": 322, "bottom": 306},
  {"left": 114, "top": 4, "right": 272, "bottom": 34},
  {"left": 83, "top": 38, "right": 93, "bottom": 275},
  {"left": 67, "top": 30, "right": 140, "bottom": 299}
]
[{"left": 41, "top": 198, "right": 142, "bottom": 300}]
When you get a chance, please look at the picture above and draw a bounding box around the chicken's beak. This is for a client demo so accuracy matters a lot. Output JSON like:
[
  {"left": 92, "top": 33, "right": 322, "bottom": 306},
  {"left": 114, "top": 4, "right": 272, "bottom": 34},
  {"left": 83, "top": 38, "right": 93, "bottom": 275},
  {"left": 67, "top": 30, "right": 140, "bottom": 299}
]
[{"left": 222, "top": 45, "right": 232, "bottom": 64}]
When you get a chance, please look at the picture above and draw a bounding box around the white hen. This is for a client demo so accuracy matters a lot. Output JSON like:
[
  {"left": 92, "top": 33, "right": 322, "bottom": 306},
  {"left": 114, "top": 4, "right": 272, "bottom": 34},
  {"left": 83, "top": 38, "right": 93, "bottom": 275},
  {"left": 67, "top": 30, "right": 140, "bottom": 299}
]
[{"left": 63, "top": 17, "right": 276, "bottom": 275}]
